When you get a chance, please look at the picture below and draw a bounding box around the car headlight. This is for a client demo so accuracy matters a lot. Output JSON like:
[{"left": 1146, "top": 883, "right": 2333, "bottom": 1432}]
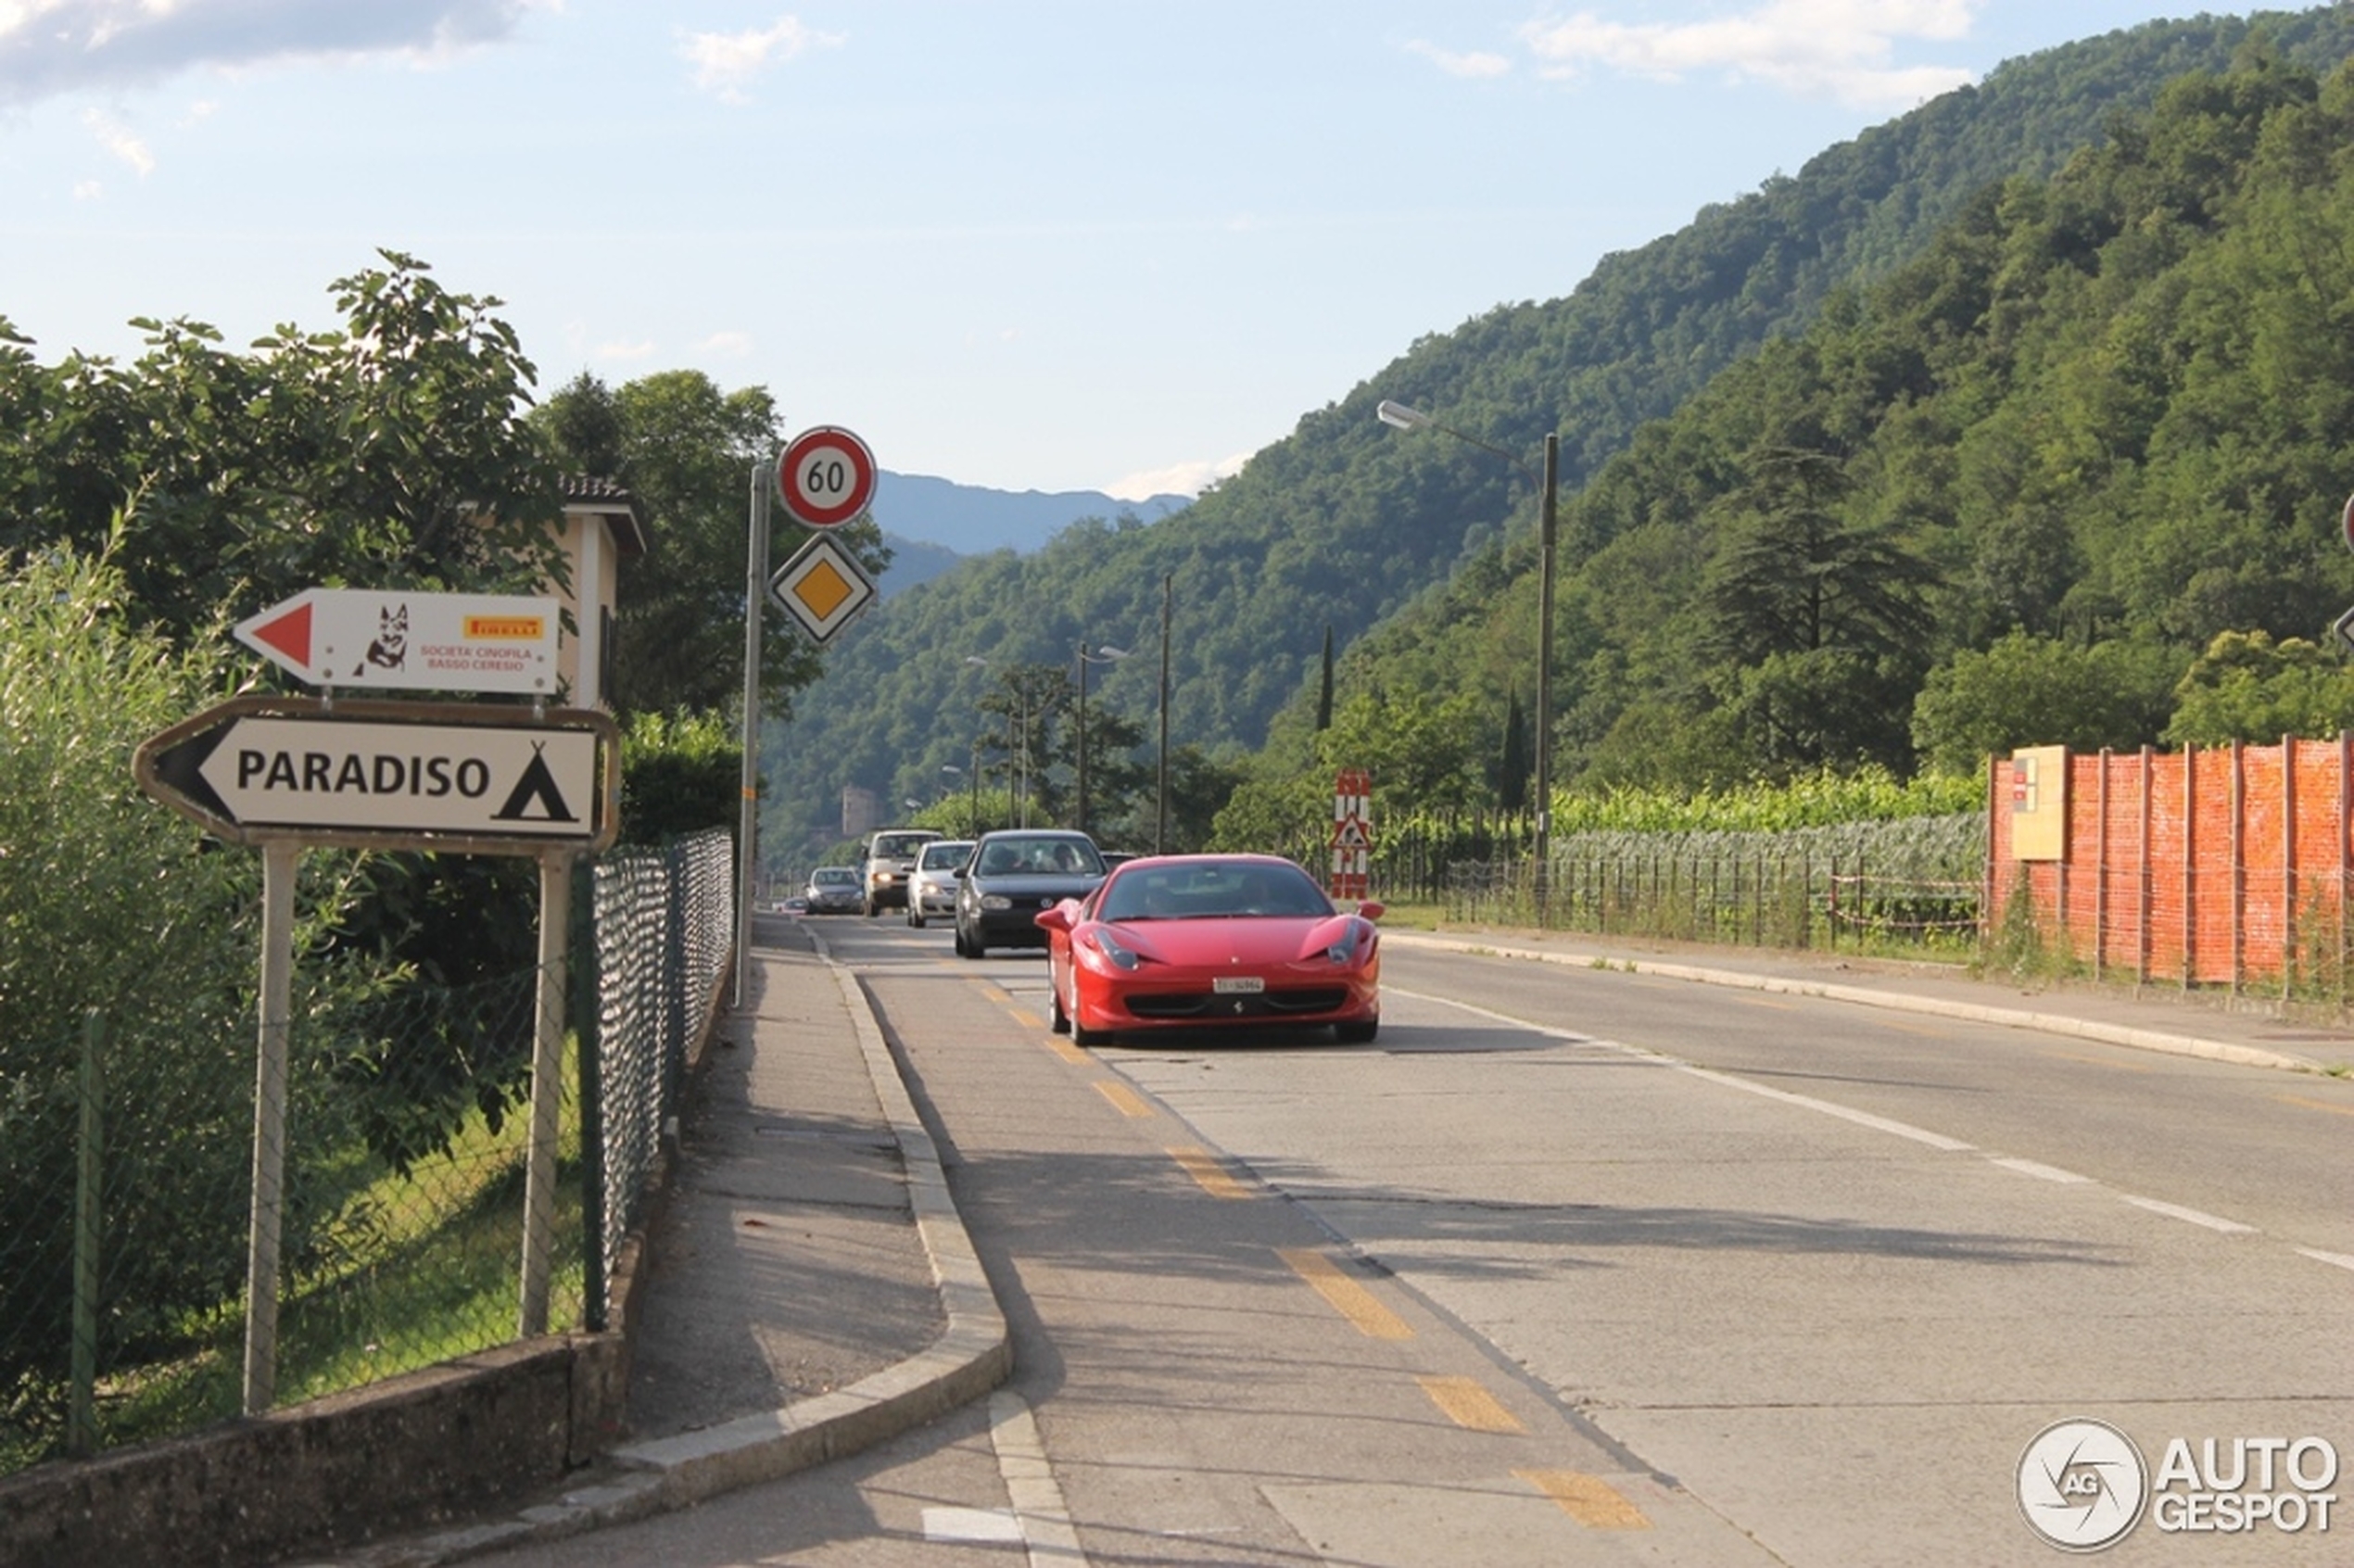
[
  {"left": 1324, "top": 922, "right": 1369, "bottom": 964},
  {"left": 1083, "top": 929, "right": 1141, "bottom": 970},
  {"left": 981, "top": 893, "right": 1012, "bottom": 911}
]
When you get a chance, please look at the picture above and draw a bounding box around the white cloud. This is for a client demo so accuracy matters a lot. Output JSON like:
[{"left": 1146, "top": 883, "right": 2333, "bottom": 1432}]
[
  {"left": 697, "top": 329, "right": 752, "bottom": 358},
  {"left": 1105, "top": 452, "right": 1249, "bottom": 501},
  {"left": 1407, "top": 39, "right": 1512, "bottom": 80},
  {"left": 594, "top": 338, "right": 657, "bottom": 361},
  {"left": 82, "top": 105, "right": 152, "bottom": 173},
  {"left": 0, "top": 0, "right": 543, "bottom": 103},
  {"left": 678, "top": 15, "right": 842, "bottom": 105},
  {"left": 1520, "top": 0, "right": 1981, "bottom": 108},
  {"left": 72, "top": 178, "right": 103, "bottom": 199}
]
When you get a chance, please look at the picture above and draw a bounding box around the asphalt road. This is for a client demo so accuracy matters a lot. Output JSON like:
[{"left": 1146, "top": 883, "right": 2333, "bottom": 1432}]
[{"left": 480, "top": 920, "right": 2354, "bottom": 1566}]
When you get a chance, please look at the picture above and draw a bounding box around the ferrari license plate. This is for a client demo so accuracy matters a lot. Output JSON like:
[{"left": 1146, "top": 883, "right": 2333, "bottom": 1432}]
[{"left": 1213, "top": 976, "right": 1266, "bottom": 994}]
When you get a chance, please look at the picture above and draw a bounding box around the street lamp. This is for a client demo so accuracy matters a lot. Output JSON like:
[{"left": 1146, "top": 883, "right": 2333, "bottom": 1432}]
[
  {"left": 1075, "top": 641, "right": 1130, "bottom": 840},
  {"left": 1377, "top": 398, "right": 1560, "bottom": 917},
  {"left": 967, "top": 655, "right": 1031, "bottom": 828}
]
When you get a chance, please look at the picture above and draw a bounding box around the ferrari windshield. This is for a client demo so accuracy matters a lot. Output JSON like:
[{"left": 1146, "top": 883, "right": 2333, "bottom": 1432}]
[{"left": 1097, "top": 860, "right": 1333, "bottom": 921}]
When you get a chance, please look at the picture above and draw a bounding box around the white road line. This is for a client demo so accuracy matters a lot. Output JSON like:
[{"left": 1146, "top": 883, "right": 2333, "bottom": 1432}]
[
  {"left": 2297, "top": 1247, "right": 2354, "bottom": 1272},
  {"left": 1988, "top": 1156, "right": 2092, "bottom": 1183},
  {"left": 2118, "top": 1195, "right": 2258, "bottom": 1233},
  {"left": 989, "top": 1389, "right": 1089, "bottom": 1565},
  {"left": 1676, "top": 1064, "right": 1978, "bottom": 1152}
]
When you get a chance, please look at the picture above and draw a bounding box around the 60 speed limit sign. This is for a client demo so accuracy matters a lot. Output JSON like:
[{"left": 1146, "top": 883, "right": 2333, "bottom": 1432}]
[{"left": 777, "top": 424, "right": 878, "bottom": 528}]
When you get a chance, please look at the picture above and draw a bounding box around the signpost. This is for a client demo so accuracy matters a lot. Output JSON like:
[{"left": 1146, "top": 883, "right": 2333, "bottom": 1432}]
[
  {"left": 777, "top": 424, "right": 878, "bottom": 528},
  {"left": 768, "top": 532, "right": 877, "bottom": 643},
  {"left": 234, "top": 588, "right": 562, "bottom": 696},
  {"left": 134, "top": 696, "right": 617, "bottom": 854},
  {"left": 133, "top": 693, "right": 617, "bottom": 1410},
  {"left": 1330, "top": 768, "right": 1372, "bottom": 901}
]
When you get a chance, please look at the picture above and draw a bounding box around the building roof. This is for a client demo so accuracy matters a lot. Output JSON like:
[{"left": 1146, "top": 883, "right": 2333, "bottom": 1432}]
[{"left": 562, "top": 475, "right": 650, "bottom": 557}]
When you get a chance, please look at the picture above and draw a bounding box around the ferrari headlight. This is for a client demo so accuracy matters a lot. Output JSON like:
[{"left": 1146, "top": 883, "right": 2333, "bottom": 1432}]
[{"left": 1084, "top": 929, "right": 1141, "bottom": 970}]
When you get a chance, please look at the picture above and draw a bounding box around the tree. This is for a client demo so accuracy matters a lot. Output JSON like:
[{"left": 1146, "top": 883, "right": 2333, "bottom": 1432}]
[
  {"left": 533, "top": 370, "right": 891, "bottom": 720},
  {"left": 2163, "top": 628, "right": 2354, "bottom": 744},
  {"left": 1912, "top": 632, "right": 2183, "bottom": 772},
  {"left": 0, "top": 251, "right": 569, "bottom": 643}
]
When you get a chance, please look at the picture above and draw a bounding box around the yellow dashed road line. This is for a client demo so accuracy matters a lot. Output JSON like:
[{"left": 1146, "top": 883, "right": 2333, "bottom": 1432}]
[
  {"left": 1044, "top": 1035, "right": 1091, "bottom": 1065},
  {"left": 2277, "top": 1093, "right": 2354, "bottom": 1117},
  {"left": 1514, "top": 1469, "right": 1652, "bottom": 1529},
  {"left": 1093, "top": 1080, "right": 1154, "bottom": 1119},
  {"left": 1277, "top": 1246, "right": 1414, "bottom": 1341},
  {"left": 1168, "top": 1144, "right": 1254, "bottom": 1201},
  {"left": 1415, "top": 1375, "right": 1525, "bottom": 1434}
]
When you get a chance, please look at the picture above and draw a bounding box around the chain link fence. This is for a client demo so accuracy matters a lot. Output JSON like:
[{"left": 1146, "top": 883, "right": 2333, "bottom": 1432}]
[{"left": 0, "top": 828, "right": 732, "bottom": 1480}]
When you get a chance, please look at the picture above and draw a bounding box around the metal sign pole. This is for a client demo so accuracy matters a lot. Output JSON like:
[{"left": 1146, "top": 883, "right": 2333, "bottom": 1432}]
[
  {"left": 517, "top": 849, "right": 572, "bottom": 1336},
  {"left": 736, "top": 453, "right": 770, "bottom": 1008},
  {"left": 243, "top": 839, "right": 299, "bottom": 1414}
]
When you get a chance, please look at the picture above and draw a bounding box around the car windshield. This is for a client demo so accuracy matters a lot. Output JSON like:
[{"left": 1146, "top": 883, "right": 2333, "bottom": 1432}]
[
  {"left": 1097, "top": 862, "right": 1333, "bottom": 921},
  {"left": 874, "top": 833, "right": 934, "bottom": 859},
  {"left": 976, "top": 837, "right": 1103, "bottom": 877},
  {"left": 813, "top": 868, "right": 856, "bottom": 886},
  {"left": 920, "top": 842, "right": 970, "bottom": 871}
]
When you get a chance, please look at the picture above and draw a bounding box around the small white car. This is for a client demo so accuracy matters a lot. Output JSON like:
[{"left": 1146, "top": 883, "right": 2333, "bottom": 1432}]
[{"left": 906, "top": 839, "right": 974, "bottom": 928}]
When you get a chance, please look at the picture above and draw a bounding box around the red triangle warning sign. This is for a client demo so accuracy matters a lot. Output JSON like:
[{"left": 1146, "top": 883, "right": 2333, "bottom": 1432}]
[{"left": 249, "top": 601, "right": 312, "bottom": 667}]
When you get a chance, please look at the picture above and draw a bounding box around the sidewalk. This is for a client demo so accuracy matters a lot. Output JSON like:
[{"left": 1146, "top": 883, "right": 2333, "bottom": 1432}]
[{"left": 323, "top": 915, "right": 2346, "bottom": 1563}]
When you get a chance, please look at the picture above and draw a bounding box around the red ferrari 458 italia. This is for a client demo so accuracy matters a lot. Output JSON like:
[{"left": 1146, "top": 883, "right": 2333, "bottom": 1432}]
[{"left": 1036, "top": 854, "right": 1383, "bottom": 1045}]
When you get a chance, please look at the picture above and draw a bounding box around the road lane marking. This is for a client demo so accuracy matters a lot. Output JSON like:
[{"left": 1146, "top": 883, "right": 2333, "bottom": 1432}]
[
  {"left": 1169, "top": 1144, "right": 1254, "bottom": 1201},
  {"left": 1278, "top": 1247, "right": 1414, "bottom": 1340},
  {"left": 1514, "top": 1469, "right": 1652, "bottom": 1529},
  {"left": 1044, "top": 1035, "right": 1091, "bottom": 1065},
  {"left": 2276, "top": 1094, "right": 2354, "bottom": 1117},
  {"left": 1990, "top": 1156, "right": 2091, "bottom": 1183},
  {"left": 1094, "top": 1080, "right": 1153, "bottom": 1119},
  {"left": 2297, "top": 1248, "right": 2354, "bottom": 1272},
  {"left": 1733, "top": 994, "right": 1798, "bottom": 1010},
  {"left": 1416, "top": 1375, "right": 1525, "bottom": 1434},
  {"left": 1677, "top": 1064, "right": 1977, "bottom": 1152},
  {"left": 1006, "top": 1008, "right": 1045, "bottom": 1031},
  {"left": 2120, "top": 1195, "right": 2256, "bottom": 1233}
]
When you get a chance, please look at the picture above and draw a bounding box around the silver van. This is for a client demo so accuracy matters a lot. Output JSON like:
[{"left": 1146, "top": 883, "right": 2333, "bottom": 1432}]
[{"left": 861, "top": 827, "right": 943, "bottom": 916}]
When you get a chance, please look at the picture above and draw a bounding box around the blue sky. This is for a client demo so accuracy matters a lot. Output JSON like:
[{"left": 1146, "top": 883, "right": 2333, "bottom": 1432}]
[{"left": 2, "top": 2, "right": 2239, "bottom": 499}]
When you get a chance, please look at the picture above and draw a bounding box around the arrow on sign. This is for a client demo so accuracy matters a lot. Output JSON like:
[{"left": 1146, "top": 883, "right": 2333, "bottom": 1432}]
[
  {"left": 233, "top": 588, "right": 563, "bottom": 695},
  {"left": 134, "top": 696, "right": 619, "bottom": 855}
]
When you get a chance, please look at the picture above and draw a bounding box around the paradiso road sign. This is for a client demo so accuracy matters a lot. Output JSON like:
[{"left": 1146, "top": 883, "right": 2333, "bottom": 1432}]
[
  {"left": 133, "top": 696, "right": 620, "bottom": 856},
  {"left": 768, "top": 532, "right": 877, "bottom": 642},
  {"left": 233, "top": 588, "right": 563, "bottom": 696},
  {"left": 776, "top": 424, "right": 878, "bottom": 528}
]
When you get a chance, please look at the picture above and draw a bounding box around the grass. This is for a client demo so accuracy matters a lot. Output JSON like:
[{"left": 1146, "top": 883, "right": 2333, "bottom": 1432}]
[{"left": 82, "top": 1044, "right": 586, "bottom": 1453}]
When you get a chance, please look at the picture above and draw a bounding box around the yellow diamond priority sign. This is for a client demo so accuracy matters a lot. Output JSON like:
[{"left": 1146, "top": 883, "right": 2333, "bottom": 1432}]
[{"left": 768, "top": 533, "right": 877, "bottom": 642}]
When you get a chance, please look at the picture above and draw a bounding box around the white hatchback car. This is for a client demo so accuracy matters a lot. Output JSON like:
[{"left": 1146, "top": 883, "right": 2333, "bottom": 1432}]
[{"left": 905, "top": 839, "right": 974, "bottom": 928}]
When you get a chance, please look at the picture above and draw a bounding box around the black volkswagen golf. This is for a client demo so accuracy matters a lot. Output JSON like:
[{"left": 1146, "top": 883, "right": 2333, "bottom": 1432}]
[{"left": 953, "top": 829, "right": 1107, "bottom": 957}]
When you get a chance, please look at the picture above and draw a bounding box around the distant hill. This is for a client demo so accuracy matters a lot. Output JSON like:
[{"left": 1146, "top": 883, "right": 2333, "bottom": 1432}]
[
  {"left": 875, "top": 472, "right": 1190, "bottom": 557},
  {"left": 759, "top": 6, "right": 2354, "bottom": 854}
]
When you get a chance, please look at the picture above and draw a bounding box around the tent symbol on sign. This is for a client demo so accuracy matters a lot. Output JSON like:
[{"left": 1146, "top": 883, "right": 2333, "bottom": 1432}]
[{"left": 491, "top": 743, "right": 579, "bottom": 824}]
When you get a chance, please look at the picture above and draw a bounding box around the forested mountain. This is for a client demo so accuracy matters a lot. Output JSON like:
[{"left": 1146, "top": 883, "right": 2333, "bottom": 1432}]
[
  {"left": 1282, "top": 44, "right": 2354, "bottom": 804},
  {"left": 760, "top": 8, "right": 2354, "bottom": 858}
]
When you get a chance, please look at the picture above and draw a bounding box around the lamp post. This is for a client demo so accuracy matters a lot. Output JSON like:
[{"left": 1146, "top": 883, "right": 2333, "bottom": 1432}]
[
  {"left": 1075, "top": 641, "right": 1130, "bottom": 840},
  {"left": 1157, "top": 574, "right": 1171, "bottom": 854},
  {"left": 965, "top": 656, "right": 1031, "bottom": 828},
  {"left": 1376, "top": 399, "right": 1559, "bottom": 917}
]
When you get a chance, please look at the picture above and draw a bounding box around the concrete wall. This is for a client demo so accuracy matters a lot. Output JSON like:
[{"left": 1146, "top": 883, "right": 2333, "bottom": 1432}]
[{"left": 0, "top": 1330, "right": 629, "bottom": 1568}]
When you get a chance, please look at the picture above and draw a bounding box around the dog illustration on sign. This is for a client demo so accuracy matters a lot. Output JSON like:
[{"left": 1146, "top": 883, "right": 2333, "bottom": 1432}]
[{"left": 354, "top": 603, "right": 409, "bottom": 677}]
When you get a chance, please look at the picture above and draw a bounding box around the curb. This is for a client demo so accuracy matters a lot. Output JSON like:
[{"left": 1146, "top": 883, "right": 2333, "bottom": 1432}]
[
  {"left": 1383, "top": 930, "right": 2331, "bottom": 1075},
  {"left": 327, "top": 940, "right": 1010, "bottom": 1566}
]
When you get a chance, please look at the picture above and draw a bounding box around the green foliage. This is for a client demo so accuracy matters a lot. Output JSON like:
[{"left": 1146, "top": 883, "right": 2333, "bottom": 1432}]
[
  {"left": 2163, "top": 628, "right": 2354, "bottom": 743},
  {"left": 1912, "top": 632, "right": 2185, "bottom": 771},
  {"left": 0, "top": 544, "right": 394, "bottom": 1442},
  {"left": 618, "top": 709, "right": 743, "bottom": 846},
  {"left": 532, "top": 370, "right": 889, "bottom": 720}
]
